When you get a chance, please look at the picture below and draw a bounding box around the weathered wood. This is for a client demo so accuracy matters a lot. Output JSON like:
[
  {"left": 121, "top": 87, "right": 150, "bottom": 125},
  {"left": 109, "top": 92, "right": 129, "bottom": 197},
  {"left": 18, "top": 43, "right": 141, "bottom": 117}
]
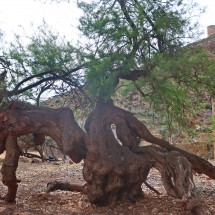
[
  {"left": 0, "top": 101, "right": 87, "bottom": 163},
  {"left": 84, "top": 98, "right": 151, "bottom": 206},
  {"left": 131, "top": 145, "right": 195, "bottom": 199},
  {"left": 83, "top": 98, "right": 215, "bottom": 205},
  {"left": 129, "top": 121, "right": 215, "bottom": 179},
  {"left": 93, "top": 99, "right": 215, "bottom": 179},
  {"left": 0, "top": 101, "right": 88, "bottom": 202}
]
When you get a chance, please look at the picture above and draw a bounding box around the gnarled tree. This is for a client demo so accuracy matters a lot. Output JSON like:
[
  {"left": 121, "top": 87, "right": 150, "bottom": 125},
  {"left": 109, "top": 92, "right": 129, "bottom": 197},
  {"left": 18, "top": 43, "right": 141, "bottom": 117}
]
[
  {"left": 1, "top": 99, "right": 215, "bottom": 207},
  {"left": 0, "top": 0, "right": 215, "bottom": 212}
]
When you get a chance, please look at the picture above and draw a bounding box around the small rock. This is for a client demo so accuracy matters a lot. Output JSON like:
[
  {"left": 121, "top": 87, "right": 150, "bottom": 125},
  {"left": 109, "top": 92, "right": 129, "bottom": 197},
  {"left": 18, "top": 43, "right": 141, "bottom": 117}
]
[
  {"left": 128, "top": 205, "right": 133, "bottom": 210},
  {"left": 0, "top": 207, "right": 6, "bottom": 212},
  {"left": 85, "top": 202, "right": 90, "bottom": 208},
  {"left": 151, "top": 208, "right": 159, "bottom": 214},
  {"left": 135, "top": 201, "right": 142, "bottom": 207},
  {"left": 77, "top": 201, "right": 83, "bottom": 208}
]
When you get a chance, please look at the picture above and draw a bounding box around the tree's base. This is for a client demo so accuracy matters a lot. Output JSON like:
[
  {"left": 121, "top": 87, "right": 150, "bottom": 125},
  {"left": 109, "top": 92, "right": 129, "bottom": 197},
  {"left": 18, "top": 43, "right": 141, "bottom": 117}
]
[{"left": 83, "top": 98, "right": 201, "bottom": 206}]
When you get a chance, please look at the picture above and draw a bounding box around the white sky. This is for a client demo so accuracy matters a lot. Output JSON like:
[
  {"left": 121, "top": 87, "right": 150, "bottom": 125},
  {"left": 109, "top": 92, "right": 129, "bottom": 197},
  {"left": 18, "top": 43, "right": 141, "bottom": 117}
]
[
  {"left": 195, "top": 0, "right": 215, "bottom": 37},
  {"left": 0, "top": 0, "right": 82, "bottom": 42},
  {"left": 0, "top": 0, "right": 214, "bottom": 43}
]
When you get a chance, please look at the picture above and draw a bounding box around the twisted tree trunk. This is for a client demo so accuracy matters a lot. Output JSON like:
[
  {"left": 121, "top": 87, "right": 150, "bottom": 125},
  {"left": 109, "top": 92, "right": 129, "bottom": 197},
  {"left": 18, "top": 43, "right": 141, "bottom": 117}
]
[
  {"left": 83, "top": 99, "right": 151, "bottom": 206},
  {"left": 0, "top": 136, "right": 20, "bottom": 202},
  {"left": 83, "top": 98, "right": 215, "bottom": 206}
]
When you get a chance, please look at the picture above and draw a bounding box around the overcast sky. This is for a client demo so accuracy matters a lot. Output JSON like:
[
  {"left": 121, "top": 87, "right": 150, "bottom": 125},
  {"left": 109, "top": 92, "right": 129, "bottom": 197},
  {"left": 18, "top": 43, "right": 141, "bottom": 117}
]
[
  {"left": 0, "top": 0, "right": 214, "bottom": 43},
  {"left": 0, "top": 0, "right": 82, "bottom": 42}
]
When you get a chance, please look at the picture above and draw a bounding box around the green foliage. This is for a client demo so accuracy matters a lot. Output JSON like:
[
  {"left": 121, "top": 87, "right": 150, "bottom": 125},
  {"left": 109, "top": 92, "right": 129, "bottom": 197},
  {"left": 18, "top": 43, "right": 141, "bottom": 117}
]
[
  {"left": 77, "top": 0, "right": 204, "bottom": 98},
  {"left": 126, "top": 48, "right": 215, "bottom": 131},
  {"left": 9, "top": 24, "right": 79, "bottom": 74},
  {"left": 76, "top": 0, "right": 213, "bottom": 130},
  {"left": 113, "top": 46, "right": 215, "bottom": 134},
  {"left": 212, "top": 115, "right": 215, "bottom": 131},
  {"left": 2, "top": 22, "right": 85, "bottom": 102}
]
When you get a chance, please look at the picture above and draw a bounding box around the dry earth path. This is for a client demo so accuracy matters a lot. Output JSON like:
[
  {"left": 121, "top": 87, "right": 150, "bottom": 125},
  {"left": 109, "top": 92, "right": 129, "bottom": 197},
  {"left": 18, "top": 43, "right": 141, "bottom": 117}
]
[{"left": 0, "top": 155, "right": 214, "bottom": 215}]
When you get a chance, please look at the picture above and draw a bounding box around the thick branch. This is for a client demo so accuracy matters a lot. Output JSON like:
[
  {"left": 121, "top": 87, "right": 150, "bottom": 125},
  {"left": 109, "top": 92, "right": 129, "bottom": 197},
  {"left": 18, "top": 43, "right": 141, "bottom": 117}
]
[
  {"left": 0, "top": 101, "right": 87, "bottom": 163},
  {"left": 3, "top": 64, "right": 85, "bottom": 99},
  {"left": 129, "top": 118, "right": 215, "bottom": 179}
]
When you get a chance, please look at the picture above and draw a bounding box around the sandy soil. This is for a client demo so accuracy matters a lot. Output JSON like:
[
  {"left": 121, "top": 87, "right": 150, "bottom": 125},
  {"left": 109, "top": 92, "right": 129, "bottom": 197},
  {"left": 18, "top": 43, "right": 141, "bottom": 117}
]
[{"left": 0, "top": 156, "right": 214, "bottom": 215}]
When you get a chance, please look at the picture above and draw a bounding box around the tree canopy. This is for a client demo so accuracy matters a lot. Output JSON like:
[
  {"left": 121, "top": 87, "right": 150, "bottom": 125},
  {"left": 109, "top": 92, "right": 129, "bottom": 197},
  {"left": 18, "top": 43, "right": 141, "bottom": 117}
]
[{"left": 77, "top": 0, "right": 215, "bottom": 129}]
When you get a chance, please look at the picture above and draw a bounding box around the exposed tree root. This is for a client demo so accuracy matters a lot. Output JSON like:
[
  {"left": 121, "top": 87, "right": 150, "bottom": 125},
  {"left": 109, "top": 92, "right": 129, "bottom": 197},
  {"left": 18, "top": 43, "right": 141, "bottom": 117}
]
[{"left": 46, "top": 181, "right": 86, "bottom": 193}]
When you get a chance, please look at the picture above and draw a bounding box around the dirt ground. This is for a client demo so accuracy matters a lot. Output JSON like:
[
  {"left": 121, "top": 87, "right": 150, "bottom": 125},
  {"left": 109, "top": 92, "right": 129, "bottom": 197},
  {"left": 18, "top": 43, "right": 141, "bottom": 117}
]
[{"left": 0, "top": 154, "right": 214, "bottom": 215}]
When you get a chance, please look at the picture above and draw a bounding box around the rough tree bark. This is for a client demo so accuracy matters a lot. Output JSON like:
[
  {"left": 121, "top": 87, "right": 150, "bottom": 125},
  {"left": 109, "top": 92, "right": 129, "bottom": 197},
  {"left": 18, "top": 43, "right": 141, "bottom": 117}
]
[
  {"left": 83, "top": 99, "right": 151, "bottom": 206},
  {"left": 83, "top": 98, "right": 215, "bottom": 206},
  {"left": 126, "top": 113, "right": 215, "bottom": 179},
  {"left": 92, "top": 99, "right": 215, "bottom": 179},
  {"left": 0, "top": 136, "right": 21, "bottom": 202},
  {"left": 132, "top": 145, "right": 195, "bottom": 199}
]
